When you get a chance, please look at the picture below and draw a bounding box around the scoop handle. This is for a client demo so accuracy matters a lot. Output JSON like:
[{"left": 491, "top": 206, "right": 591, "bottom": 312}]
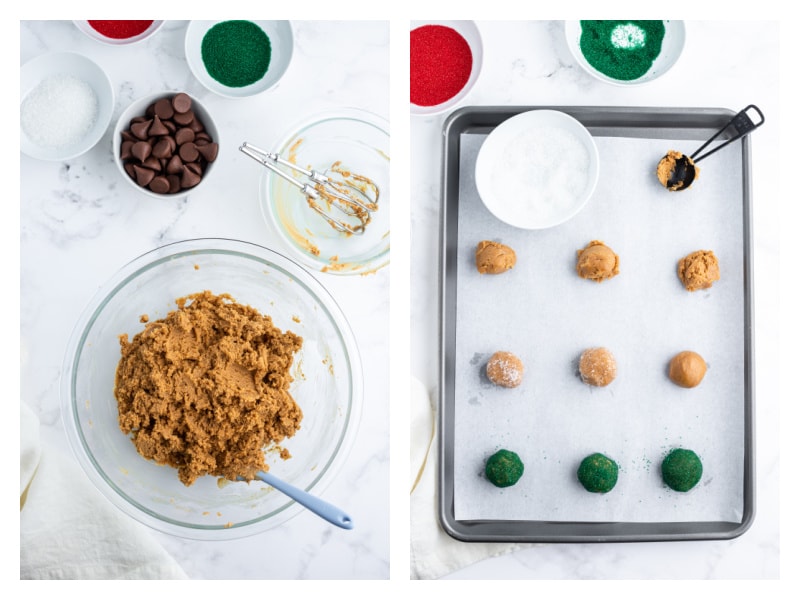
[{"left": 691, "top": 104, "right": 765, "bottom": 163}]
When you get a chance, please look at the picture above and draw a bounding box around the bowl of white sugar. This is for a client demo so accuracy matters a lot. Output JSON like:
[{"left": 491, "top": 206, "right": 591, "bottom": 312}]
[
  {"left": 20, "top": 52, "right": 114, "bottom": 161},
  {"left": 474, "top": 109, "right": 599, "bottom": 229}
]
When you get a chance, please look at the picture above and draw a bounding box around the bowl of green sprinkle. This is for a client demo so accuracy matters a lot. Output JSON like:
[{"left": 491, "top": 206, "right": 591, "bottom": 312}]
[
  {"left": 185, "top": 20, "right": 293, "bottom": 99},
  {"left": 565, "top": 20, "right": 685, "bottom": 86}
]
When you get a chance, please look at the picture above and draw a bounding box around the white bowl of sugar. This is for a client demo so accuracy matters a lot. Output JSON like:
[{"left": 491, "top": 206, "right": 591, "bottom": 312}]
[
  {"left": 475, "top": 109, "right": 599, "bottom": 230},
  {"left": 20, "top": 52, "right": 114, "bottom": 161}
]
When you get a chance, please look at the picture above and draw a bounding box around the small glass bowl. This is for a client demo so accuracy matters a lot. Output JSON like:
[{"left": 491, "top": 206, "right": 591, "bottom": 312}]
[
  {"left": 61, "top": 238, "right": 363, "bottom": 540},
  {"left": 260, "top": 108, "right": 390, "bottom": 275},
  {"left": 185, "top": 20, "right": 294, "bottom": 99},
  {"left": 73, "top": 20, "right": 165, "bottom": 45},
  {"left": 564, "top": 20, "right": 686, "bottom": 86}
]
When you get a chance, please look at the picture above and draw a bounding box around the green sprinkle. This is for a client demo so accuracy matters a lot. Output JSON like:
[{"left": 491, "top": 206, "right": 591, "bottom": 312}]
[
  {"left": 201, "top": 20, "right": 272, "bottom": 88},
  {"left": 579, "top": 20, "right": 665, "bottom": 81}
]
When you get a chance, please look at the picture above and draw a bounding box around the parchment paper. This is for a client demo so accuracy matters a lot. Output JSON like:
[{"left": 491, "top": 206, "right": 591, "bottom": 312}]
[{"left": 452, "top": 132, "right": 745, "bottom": 523}]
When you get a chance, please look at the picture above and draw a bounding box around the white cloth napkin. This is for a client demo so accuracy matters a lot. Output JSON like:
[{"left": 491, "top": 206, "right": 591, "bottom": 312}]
[
  {"left": 20, "top": 402, "right": 187, "bottom": 580},
  {"left": 410, "top": 377, "right": 531, "bottom": 579}
]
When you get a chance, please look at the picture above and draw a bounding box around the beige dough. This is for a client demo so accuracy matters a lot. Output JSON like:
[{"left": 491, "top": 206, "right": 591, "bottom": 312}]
[
  {"left": 579, "top": 347, "right": 617, "bottom": 387},
  {"left": 475, "top": 240, "right": 516, "bottom": 274},
  {"left": 114, "top": 291, "right": 303, "bottom": 486},
  {"left": 669, "top": 351, "right": 707, "bottom": 388},
  {"left": 678, "top": 250, "right": 720, "bottom": 291},
  {"left": 576, "top": 240, "right": 619, "bottom": 282},
  {"left": 486, "top": 351, "right": 524, "bottom": 388}
]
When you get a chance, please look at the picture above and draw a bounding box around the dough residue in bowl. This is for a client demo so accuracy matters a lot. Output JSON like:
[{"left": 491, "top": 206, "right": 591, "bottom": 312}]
[{"left": 114, "top": 290, "right": 303, "bottom": 486}]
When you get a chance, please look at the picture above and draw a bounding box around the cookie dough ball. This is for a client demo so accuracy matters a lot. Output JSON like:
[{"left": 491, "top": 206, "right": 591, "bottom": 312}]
[
  {"left": 485, "top": 449, "right": 524, "bottom": 488},
  {"left": 669, "top": 350, "right": 707, "bottom": 388},
  {"left": 577, "top": 452, "right": 619, "bottom": 493},
  {"left": 486, "top": 351, "right": 524, "bottom": 388},
  {"left": 677, "top": 250, "right": 720, "bottom": 291},
  {"left": 576, "top": 240, "right": 619, "bottom": 282},
  {"left": 661, "top": 448, "right": 703, "bottom": 492},
  {"left": 475, "top": 240, "right": 516, "bottom": 274},
  {"left": 579, "top": 347, "right": 617, "bottom": 387}
]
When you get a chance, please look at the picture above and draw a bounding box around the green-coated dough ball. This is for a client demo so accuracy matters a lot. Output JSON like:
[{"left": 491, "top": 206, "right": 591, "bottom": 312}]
[
  {"left": 485, "top": 449, "right": 524, "bottom": 488},
  {"left": 577, "top": 452, "right": 619, "bottom": 493},
  {"left": 661, "top": 448, "right": 703, "bottom": 492}
]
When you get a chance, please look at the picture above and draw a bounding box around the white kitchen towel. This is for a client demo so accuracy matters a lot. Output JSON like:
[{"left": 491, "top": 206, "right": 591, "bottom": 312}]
[
  {"left": 410, "top": 377, "right": 532, "bottom": 579},
  {"left": 20, "top": 402, "right": 187, "bottom": 580}
]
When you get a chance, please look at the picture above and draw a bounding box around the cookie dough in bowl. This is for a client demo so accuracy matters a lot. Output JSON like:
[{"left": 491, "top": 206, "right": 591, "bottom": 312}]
[{"left": 61, "top": 238, "right": 363, "bottom": 539}]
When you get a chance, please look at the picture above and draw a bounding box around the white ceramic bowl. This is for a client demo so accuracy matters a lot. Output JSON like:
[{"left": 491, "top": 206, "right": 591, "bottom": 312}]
[
  {"left": 410, "top": 20, "right": 483, "bottom": 116},
  {"left": 260, "top": 108, "right": 390, "bottom": 275},
  {"left": 475, "top": 109, "right": 600, "bottom": 230},
  {"left": 564, "top": 20, "right": 685, "bottom": 86},
  {"left": 112, "top": 92, "right": 220, "bottom": 200},
  {"left": 185, "top": 20, "right": 293, "bottom": 99},
  {"left": 73, "top": 20, "right": 165, "bottom": 45},
  {"left": 61, "top": 238, "right": 363, "bottom": 539},
  {"left": 20, "top": 52, "right": 114, "bottom": 161}
]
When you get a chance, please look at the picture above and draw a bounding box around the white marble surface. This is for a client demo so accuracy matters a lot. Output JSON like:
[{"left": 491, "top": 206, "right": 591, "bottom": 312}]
[
  {"left": 20, "top": 20, "right": 389, "bottom": 579},
  {"left": 411, "top": 20, "right": 781, "bottom": 579}
]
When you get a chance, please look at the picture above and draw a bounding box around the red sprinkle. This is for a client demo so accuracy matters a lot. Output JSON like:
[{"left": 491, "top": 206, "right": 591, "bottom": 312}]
[
  {"left": 88, "top": 20, "right": 154, "bottom": 40},
  {"left": 410, "top": 25, "right": 473, "bottom": 107}
]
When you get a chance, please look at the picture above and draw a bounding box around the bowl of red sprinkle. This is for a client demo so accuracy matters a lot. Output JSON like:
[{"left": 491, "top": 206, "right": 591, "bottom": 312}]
[
  {"left": 410, "top": 20, "right": 483, "bottom": 116},
  {"left": 73, "top": 20, "right": 165, "bottom": 46}
]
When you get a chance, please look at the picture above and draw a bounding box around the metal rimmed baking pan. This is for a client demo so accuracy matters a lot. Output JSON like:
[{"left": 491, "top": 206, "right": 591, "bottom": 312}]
[{"left": 437, "top": 106, "right": 755, "bottom": 542}]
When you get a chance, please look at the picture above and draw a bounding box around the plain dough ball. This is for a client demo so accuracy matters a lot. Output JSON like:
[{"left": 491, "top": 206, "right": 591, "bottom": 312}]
[
  {"left": 486, "top": 351, "right": 524, "bottom": 388},
  {"left": 669, "top": 350, "right": 707, "bottom": 388},
  {"left": 576, "top": 240, "right": 619, "bottom": 282},
  {"left": 475, "top": 240, "right": 516, "bottom": 274},
  {"left": 579, "top": 347, "right": 617, "bottom": 387},
  {"left": 677, "top": 250, "right": 720, "bottom": 291}
]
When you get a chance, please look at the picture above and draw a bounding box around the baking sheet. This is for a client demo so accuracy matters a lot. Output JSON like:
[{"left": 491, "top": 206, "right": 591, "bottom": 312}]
[{"left": 438, "top": 106, "right": 754, "bottom": 542}]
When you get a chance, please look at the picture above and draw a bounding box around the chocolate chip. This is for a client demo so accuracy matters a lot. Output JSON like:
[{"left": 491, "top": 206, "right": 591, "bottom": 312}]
[
  {"left": 130, "top": 119, "right": 152, "bottom": 140},
  {"left": 142, "top": 156, "right": 162, "bottom": 171},
  {"left": 152, "top": 138, "right": 173, "bottom": 159},
  {"left": 172, "top": 93, "right": 192, "bottom": 113},
  {"left": 133, "top": 165, "right": 155, "bottom": 187},
  {"left": 180, "top": 165, "right": 201, "bottom": 188},
  {"left": 175, "top": 127, "right": 195, "bottom": 146},
  {"left": 131, "top": 141, "right": 152, "bottom": 162},
  {"left": 166, "top": 154, "right": 184, "bottom": 175},
  {"left": 197, "top": 142, "right": 219, "bottom": 162},
  {"left": 154, "top": 98, "right": 174, "bottom": 120},
  {"left": 167, "top": 174, "right": 181, "bottom": 193},
  {"left": 179, "top": 142, "right": 199, "bottom": 163},
  {"left": 148, "top": 115, "right": 170, "bottom": 136},
  {"left": 173, "top": 110, "right": 195, "bottom": 127},
  {"left": 148, "top": 176, "right": 171, "bottom": 194},
  {"left": 120, "top": 140, "right": 134, "bottom": 160}
]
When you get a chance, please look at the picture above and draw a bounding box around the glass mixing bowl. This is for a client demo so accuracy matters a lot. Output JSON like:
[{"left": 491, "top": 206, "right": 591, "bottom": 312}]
[
  {"left": 61, "top": 238, "right": 362, "bottom": 540},
  {"left": 260, "top": 108, "right": 390, "bottom": 275}
]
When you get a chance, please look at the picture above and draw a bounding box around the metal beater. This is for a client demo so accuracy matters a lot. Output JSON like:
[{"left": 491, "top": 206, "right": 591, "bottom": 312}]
[{"left": 239, "top": 142, "right": 379, "bottom": 235}]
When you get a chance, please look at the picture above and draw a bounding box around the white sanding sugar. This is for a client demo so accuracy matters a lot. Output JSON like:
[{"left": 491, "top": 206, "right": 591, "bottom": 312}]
[
  {"left": 489, "top": 125, "right": 591, "bottom": 224},
  {"left": 21, "top": 74, "right": 98, "bottom": 149}
]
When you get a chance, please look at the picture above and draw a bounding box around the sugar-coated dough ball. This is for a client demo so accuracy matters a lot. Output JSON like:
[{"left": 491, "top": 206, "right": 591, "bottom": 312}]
[
  {"left": 486, "top": 351, "right": 524, "bottom": 388},
  {"left": 661, "top": 448, "right": 703, "bottom": 492},
  {"left": 475, "top": 240, "right": 516, "bottom": 274},
  {"left": 579, "top": 347, "right": 617, "bottom": 387},
  {"left": 485, "top": 449, "right": 524, "bottom": 488},
  {"left": 677, "top": 250, "right": 720, "bottom": 291},
  {"left": 576, "top": 240, "right": 619, "bottom": 282},
  {"left": 669, "top": 350, "right": 707, "bottom": 388},
  {"left": 577, "top": 452, "right": 619, "bottom": 493}
]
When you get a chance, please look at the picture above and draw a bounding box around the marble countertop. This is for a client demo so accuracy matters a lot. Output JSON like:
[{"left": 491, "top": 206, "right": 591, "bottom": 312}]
[
  {"left": 20, "top": 20, "right": 389, "bottom": 579},
  {"left": 411, "top": 20, "right": 781, "bottom": 579}
]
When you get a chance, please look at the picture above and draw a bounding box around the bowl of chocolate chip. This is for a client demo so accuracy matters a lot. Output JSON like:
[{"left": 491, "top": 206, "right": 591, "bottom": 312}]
[{"left": 113, "top": 92, "right": 220, "bottom": 199}]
